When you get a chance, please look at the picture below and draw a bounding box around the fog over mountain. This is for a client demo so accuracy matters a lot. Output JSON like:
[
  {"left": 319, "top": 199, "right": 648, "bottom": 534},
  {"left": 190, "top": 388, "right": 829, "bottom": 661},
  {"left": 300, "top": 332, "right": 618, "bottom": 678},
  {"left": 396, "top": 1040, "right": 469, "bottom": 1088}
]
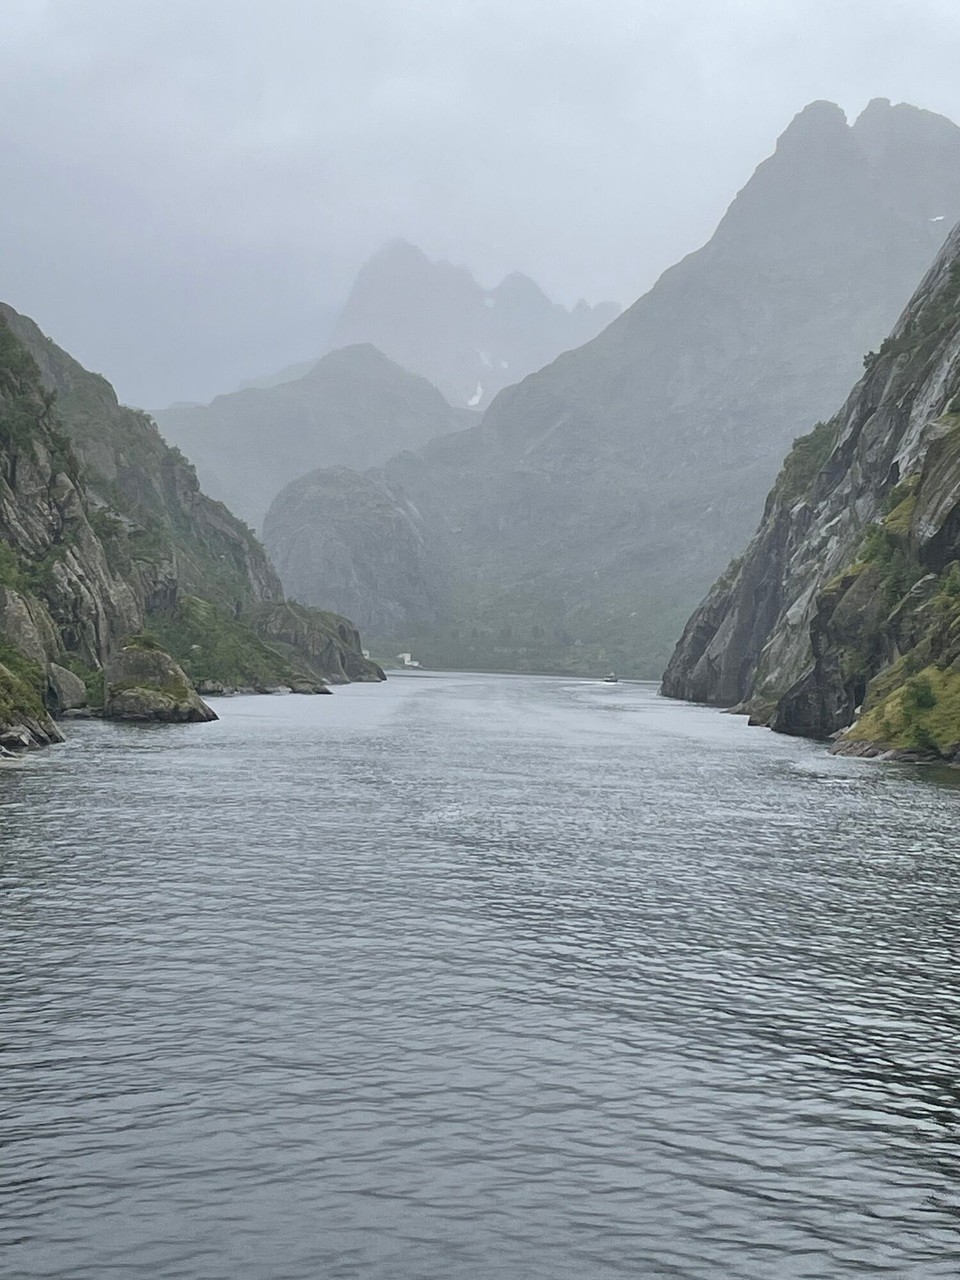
[
  {"left": 2, "top": 2, "right": 960, "bottom": 406},
  {"left": 324, "top": 241, "right": 620, "bottom": 409},
  {"left": 156, "top": 244, "right": 617, "bottom": 526},
  {"left": 263, "top": 99, "right": 960, "bottom": 677},
  {"left": 154, "top": 343, "right": 467, "bottom": 530}
]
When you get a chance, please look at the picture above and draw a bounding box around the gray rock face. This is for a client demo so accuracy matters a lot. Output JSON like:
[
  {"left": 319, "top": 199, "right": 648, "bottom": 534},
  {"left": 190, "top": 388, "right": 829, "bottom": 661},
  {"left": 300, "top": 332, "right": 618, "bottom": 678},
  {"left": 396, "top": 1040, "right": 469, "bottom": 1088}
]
[
  {"left": 155, "top": 344, "right": 464, "bottom": 531},
  {"left": 663, "top": 219, "right": 960, "bottom": 740},
  {"left": 263, "top": 466, "right": 452, "bottom": 637},
  {"left": 325, "top": 240, "right": 620, "bottom": 410},
  {"left": 249, "top": 601, "right": 386, "bottom": 684},
  {"left": 104, "top": 641, "right": 217, "bottom": 723},
  {"left": 265, "top": 100, "right": 960, "bottom": 677}
]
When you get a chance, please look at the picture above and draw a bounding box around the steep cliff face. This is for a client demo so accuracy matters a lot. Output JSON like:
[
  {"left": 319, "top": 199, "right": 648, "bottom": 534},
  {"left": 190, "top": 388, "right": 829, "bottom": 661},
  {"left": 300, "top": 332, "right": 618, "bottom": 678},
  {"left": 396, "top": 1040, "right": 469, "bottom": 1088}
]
[
  {"left": 2, "top": 303, "right": 282, "bottom": 609},
  {"left": 663, "top": 220, "right": 960, "bottom": 759},
  {"left": 155, "top": 343, "right": 466, "bottom": 530},
  {"left": 0, "top": 314, "right": 140, "bottom": 744},
  {"left": 264, "top": 100, "right": 960, "bottom": 676},
  {"left": 0, "top": 307, "right": 383, "bottom": 747}
]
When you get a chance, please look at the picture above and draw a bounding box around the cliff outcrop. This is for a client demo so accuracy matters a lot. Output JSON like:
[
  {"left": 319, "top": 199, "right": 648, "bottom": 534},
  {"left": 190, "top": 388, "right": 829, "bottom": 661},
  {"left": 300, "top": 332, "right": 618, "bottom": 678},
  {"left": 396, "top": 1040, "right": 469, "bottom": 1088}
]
[
  {"left": 663, "top": 220, "right": 960, "bottom": 760},
  {"left": 0, "top": 307, "right": 383, "bottom": 748}
]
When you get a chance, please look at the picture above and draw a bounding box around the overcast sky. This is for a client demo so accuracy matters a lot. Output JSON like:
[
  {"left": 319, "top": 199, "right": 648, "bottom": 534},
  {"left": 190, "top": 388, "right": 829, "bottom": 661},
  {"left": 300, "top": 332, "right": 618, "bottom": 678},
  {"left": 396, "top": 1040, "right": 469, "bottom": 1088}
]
[{"left": 2, "top": 0, "right": 960, "bottom": 407}]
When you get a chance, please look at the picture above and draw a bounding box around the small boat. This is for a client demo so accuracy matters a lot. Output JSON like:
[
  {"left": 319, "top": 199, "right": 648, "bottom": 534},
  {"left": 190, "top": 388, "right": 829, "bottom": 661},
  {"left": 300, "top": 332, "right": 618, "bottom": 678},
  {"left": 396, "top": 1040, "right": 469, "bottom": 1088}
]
[{"left": 603, "top": 672, "right": 618, "bottom": 683}]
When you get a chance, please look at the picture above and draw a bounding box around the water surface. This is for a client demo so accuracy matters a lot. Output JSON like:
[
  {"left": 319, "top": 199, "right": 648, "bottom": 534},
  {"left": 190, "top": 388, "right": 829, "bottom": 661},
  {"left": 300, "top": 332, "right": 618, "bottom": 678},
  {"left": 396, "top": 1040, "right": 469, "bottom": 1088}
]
[{"left": 2, "top": 673, "right": 960, "bottom": 1278}]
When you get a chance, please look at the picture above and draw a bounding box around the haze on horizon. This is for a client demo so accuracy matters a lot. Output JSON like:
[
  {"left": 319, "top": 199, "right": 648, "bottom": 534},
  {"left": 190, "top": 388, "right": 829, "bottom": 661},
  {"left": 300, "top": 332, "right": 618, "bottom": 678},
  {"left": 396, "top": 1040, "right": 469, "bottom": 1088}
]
[{"left": 2, "top": 0, "right": 960, "bottom": 408}]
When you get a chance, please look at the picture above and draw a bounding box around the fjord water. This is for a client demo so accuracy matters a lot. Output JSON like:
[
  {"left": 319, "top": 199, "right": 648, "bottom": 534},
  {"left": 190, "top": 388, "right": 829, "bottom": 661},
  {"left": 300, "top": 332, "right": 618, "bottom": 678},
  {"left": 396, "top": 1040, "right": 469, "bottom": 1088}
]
[{"left": 2, "top": 674, "right": 960, "bottom": 1280}]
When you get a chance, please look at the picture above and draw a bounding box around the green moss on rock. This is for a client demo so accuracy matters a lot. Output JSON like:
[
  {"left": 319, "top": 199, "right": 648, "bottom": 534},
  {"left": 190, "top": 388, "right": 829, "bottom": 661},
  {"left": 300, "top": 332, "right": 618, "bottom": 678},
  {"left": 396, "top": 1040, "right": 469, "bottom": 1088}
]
[
  {"left": 772, "top": 419, "right": 841, "bottom": 506},
  {"left": 0, "top": 639, "right": 47, "bottom": 724},
  {"left": 842, "top": 664, "right": 960, "bottom": 756},
  {"left": 103, "top": 640, "right": 217, "bottom": 723},
  {"left": 148, "top": 596, "right": 301, "bottom": 689}
]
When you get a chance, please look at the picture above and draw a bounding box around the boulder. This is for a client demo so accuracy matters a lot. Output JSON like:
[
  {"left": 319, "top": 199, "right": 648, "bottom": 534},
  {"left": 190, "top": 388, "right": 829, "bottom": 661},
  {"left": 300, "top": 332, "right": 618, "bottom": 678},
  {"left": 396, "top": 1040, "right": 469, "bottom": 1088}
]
[
  {"left": 195, "top": 678, "right": 227, "bottom": 697},
  {"left": 48, "top": 662, "right": 87, "bottom": 712},
  {"left": 104, "top": 639, "right": 217, "bottom": 723}
]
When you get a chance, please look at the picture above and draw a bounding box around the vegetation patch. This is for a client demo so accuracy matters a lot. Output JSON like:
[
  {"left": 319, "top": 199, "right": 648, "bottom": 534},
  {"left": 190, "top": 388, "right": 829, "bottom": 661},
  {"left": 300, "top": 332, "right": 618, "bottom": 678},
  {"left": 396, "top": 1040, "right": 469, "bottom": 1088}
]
[
  {"left": 122, "top": 632, "right": 164, "bottom": 651},
  {"left": 772, "top": 419, "right": 840, "bottom": 506},
  {"left": 846, "top": 664, "right": 960, "bottom": 756},
  {"left": 148, "top": 596, "right": 296, "bottom": 687},
  {"left": 0, "top": 540, "right": 22, "bottom": 589},
  {"left": 880, "top": 473, "right": 920, "bottom": 536},
  {"left": 0, "top": 639, "right": 47, "bottom": 726},
  {"left": 109, "top": 676, "right": 192, "bottom": 702}
]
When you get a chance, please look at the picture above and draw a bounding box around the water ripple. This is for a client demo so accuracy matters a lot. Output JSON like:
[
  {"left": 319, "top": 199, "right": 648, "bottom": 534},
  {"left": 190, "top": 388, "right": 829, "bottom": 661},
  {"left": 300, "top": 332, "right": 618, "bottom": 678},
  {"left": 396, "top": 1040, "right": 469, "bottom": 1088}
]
[{"left": 2, "top": 674, "right": 960, "bottom": 1278}]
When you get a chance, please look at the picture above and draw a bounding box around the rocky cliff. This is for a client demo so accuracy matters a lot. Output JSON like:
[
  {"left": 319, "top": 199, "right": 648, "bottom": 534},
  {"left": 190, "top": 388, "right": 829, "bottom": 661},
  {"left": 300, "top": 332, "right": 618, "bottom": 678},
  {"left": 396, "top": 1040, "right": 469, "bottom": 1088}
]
[
  {"left": 155, "top": 343, "right": 467, "bottom": 530},
  {"left": 262, "top": 100, "right": 960, "bottom": 677},
  {"left": 0, "top": 307, "right": 382, "bottom": 748},
  {"left": 263, "top": 464, "right": 454, "bottom": 638},
  {"left": 663, "top": 220, "right": 960, "bottom": 760}
]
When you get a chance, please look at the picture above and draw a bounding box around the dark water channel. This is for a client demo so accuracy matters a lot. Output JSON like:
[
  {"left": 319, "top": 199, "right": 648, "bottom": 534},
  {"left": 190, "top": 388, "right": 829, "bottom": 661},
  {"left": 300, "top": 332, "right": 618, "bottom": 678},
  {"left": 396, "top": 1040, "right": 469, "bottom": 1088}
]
[{"left": 3, "top": 672, "right": 960, "bottom": 1278}]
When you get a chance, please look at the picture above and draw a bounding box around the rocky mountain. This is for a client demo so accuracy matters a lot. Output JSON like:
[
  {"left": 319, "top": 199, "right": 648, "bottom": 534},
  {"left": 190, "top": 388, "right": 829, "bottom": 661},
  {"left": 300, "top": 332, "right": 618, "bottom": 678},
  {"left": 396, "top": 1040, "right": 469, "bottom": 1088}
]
[
  {"left": 263, "top": 99, "right": 960, "bottom": 677},
  {"left": 155, "top": 343, "right": 467, "bottom": 530},
  {"left": 663, "top": 219, "right": 960, "bottom": 761},
  {"left": 325, "top": 239, "right": 620, "bottom": 409},
  {"left": 0, "top": 305, "right": 382, "bottom": 749},
  {"left": 263, "top": 464, "right": 455, "bottom": 638}
]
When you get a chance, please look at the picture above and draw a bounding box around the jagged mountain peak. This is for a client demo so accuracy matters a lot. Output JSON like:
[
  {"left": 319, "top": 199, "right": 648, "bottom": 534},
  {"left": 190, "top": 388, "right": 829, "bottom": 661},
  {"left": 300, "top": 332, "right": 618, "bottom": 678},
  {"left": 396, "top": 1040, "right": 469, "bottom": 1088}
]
[
  {"left": 493, "top": 272, "right": 550, "bottom": 303},
  {"left": 852, "top": 95, "right": 960, "bottom": 141},
  {"left": 774, "top": 99, "right": 850, "bottom": 147},
  {"left": 326, "top": 241, "right": 621, "bottom": 408}
]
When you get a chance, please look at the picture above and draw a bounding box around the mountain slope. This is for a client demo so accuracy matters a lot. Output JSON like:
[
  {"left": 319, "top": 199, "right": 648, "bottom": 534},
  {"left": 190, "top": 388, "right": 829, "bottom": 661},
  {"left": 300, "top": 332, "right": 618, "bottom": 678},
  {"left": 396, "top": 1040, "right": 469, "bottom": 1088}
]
[
  {"left": 326, "top": 239, "right": 620, "bottom": 409},
  {"left": 0, "top": 307, "right": 382, "bottom": 746},
  {"left": 155, "top": 343, "right": 465, "bottom": 530},
  {"left": 264, "top": 99, "right": 960, "bottom": 676},
  {"left": 663, "top": 219, "right": 960, "bottom": 760}
]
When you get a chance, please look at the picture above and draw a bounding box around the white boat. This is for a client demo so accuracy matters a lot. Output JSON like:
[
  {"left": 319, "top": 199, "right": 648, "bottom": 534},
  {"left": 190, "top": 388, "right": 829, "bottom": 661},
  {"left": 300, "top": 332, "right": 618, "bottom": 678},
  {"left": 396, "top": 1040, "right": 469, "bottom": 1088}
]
[{"left": 603, "top": 672, "right": 618, "bottom": 683}]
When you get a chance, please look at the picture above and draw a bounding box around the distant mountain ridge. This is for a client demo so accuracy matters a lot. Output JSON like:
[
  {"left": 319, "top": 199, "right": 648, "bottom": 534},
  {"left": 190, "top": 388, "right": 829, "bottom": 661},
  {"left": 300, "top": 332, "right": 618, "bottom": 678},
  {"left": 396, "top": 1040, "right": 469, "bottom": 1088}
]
[
  {"left": 222, "top": 241, "right": 620, "bottom": 408},
  {"left": 262, "top": 99, "right": 960, "bottom": 677},
  {"left": 155, "top": 343, "right": 468, "bottom": 531},
  {"left": 324, "top": 240, "right": 620, "bottom": 408}
]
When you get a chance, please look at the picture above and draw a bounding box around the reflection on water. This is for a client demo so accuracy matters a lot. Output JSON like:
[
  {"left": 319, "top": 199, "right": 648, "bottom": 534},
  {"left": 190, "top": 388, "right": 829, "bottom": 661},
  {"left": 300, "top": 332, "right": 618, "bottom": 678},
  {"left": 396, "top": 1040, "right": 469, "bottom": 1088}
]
[{"left": 2, "top": 673, "right": 960, "bottom": 1279}]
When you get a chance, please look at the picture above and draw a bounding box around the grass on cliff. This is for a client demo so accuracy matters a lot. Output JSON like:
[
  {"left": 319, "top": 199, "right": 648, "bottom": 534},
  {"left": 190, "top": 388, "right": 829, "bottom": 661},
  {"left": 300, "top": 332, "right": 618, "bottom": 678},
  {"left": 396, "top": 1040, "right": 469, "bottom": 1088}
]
[
  {"left": 110, "top": 675, "right": 194, "bottom": 703},
  {"left": 846, "top": 664, "right": 960, "bottom": 755},
  {"left": 771, "top": 419, "right": 841, "bottom": 507},
  {"left": 148, "top": 596, "right": 297, "bottom": 687},
  {"left": 839, "top": 556, "right": 960, "bottom": 756},
  {"left": 0, "top": 640, "right": 47, "bottom": 726},
  {"left": 831, "top": 474, "right": 926, "bottom": 606}
]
